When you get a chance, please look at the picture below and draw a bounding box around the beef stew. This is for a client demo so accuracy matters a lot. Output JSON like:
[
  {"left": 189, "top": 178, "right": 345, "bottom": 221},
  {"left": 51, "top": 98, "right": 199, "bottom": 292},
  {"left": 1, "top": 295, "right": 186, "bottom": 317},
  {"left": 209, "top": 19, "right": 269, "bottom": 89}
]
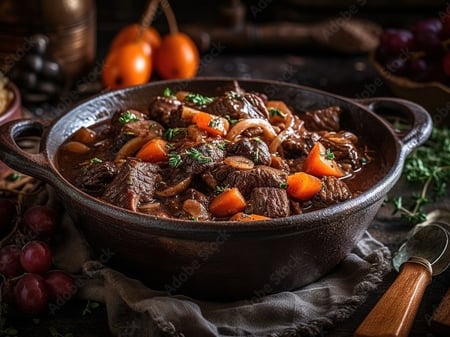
[{"left": 57, "top": 82, "right": 378, "bottom": 221}]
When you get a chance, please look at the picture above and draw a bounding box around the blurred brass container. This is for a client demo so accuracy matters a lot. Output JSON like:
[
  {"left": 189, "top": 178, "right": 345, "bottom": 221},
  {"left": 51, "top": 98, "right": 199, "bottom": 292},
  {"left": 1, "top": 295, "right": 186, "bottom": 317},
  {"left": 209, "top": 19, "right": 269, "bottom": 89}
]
[{"left": 0, "top": 0, "right": 96, "bottom": 85}]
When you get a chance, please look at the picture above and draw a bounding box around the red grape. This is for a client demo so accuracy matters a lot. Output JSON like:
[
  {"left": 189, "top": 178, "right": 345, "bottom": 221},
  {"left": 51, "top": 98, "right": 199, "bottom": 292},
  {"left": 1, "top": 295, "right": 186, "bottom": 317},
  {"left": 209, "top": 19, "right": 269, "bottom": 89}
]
[
  {"left": 20, "top": 241, "right": 52, "bottom": 274},
  {"left": 442, "top": 12, "right": 450, "bottom": 37},
  {"left": 443, "top": 52, "right": 450, "bottom": 76},
  {"left": 413, "top": 18, "right": 443, "bottom": 54},
  {"left": 14, "top": 273, "right": 49, "bottom": 315},
  {"left": 1, "top": 279, "right": 16, "bottom": 305},
  {"left": 0, "top": 199, "right": 16, "bottom": 237},
  {"left": 22, "top": 205, "right": 57, "bottom": 236},
  {"left": 407, "top": 58, "right": 430, "bottom": 82},
  {"left": 44, "top": 270, "right": 77, "bottom": 302},
  {"left": 377, "top": 29, "right": 414, "bottom": 60},
  {"left": 385, "top": 57, "right": 408, "bottom": 75},
  {"left": 0, "top": 245, "right": 23, "bottom": 277}
]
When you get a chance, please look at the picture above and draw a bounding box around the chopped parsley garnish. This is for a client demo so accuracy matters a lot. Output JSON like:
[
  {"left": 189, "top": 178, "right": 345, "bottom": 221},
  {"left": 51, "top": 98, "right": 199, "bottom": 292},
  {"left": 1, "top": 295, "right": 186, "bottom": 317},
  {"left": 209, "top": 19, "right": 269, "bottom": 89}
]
[
  {"left": 5, "top": 172, "right": 20, "bottom": 182},
  {"left": 325, "top": 148, "right": 335, "bottom": 160},
  {"left": 165, "top": 143, "right": 175, "bottom": 150},
  {"left": 163, "top": 87, "right": 175, "bottom": 98},
  {"left": 118, "top": 110, "right": 139, "bottom": 124},
  {"left": 168, "top": 152, "right": 182, "bottom": 168},
  {"left": 208, "top": 117, "right": 221, "bottom": 129},
  {"left": 280, "top": 182, "right": 288, "bottom": 189},
  {"left": 253, "top": 149, "right": 260, "bottom": 163},
  {"left": 185, "top": 148, "right": 212, "bottom": 164},
  {"left": 269, "top": 107, "right": 286, "bottom": 118},
  {"left": 227, "top": 91, "right": 242, "bottom": 100},
  {"left": 215, "top": 185, "right": 228, "bottom": 194},
  {"left": 89, "top": 157, "right": 103, "bottom": 165},
  {"left": 185, "top": 92, "right": 215, "bottom": 107},
  {"left": 217, "top": 141, "right": 228, "bottom": 151},
  {"left": 224, "top": 114, "right": 239, "bottom": 125},
  {"left": 164, "top": 128, "right": 185, "bottom": 141}
]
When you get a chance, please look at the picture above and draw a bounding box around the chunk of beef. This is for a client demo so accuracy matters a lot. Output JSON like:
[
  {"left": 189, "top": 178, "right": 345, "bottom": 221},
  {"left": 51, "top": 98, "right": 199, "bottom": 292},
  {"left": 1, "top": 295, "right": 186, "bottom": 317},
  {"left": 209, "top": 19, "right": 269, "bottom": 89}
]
[
  {"left": 283, "top": 122, "right": 321, "bottom": 157},
  {"left": 109, "top": 109, "right": 147, "bottom": 137},
  {"left": 206, "top": 91, "right": 269, "bottom": 121},
  {"left": 156, "top": 169, "right": 192, "bottom": 198},
  {"left": 75, "top": 161, "right": 118, "bottom": 196},
  {"left": 112, "top": 120, "right": 164, "bottom": 154},
  {"left": 314, "top": 176, "right": 352, "bottom": 206},
  {"left": 181, "top": 188, "right": 210, "bottom": 209},
  {"left": 319, "top": 131, "right": 362, "bottom": 171},
  {"left": 219, "top": 165, "right": 287, "bottom": 197},
  {"left": 121, "top": 120, "right": 164, "bottom": 138},
  {"left": 178, "top": 140, "right": 226, "bottom": 175},
  {"left": 227, "top": 137, "right": 271, "bottom": 166},
  {"left": 147, "top": 96, "right": 182, "bottom": 127},
  {"left": 102, "top": 158, "right": 160, "bottom": 211},
  {"left": 303, "top": 106, "right": 341, "bottom": 132},
  {"left": 247, "top": 187, "right": 290, "bottom": 218}
]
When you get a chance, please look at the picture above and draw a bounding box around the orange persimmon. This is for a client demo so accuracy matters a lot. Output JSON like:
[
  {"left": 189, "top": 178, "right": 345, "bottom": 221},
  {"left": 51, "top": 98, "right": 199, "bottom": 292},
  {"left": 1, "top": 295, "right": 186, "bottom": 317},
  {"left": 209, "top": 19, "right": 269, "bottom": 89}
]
[
  {"left": 229, "top": 212, "right": 271, "bottom": 221},
  {"left": 110, "top": 23, "right": 161, "bottom": 57},
  {"left": 303, "top": 142, "right": 344, "bottom": 178},
  {"left": 286, "top": 172, "right": 322, "bottom": 201},
  {"left": 192, "top": 112, "right": 230, "bottom": 137},
  {"left": 102, "top": 40, "right": 152, "bottom": 89},
  {"left": 136, "top": 138, "right": 169, "bottom": 162},
  {"left": 209, "top": 188, "right": 246, "bottom": 218},
  {"left": 154, "top": 32, "right": 199, "bottom": 80}
]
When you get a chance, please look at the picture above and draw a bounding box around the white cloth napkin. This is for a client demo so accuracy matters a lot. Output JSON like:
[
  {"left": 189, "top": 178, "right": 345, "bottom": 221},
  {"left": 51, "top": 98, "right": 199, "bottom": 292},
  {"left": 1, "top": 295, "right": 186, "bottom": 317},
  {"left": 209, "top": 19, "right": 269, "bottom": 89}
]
[{"left": 76, "top": 231, "right": 391, "bottom": 337}]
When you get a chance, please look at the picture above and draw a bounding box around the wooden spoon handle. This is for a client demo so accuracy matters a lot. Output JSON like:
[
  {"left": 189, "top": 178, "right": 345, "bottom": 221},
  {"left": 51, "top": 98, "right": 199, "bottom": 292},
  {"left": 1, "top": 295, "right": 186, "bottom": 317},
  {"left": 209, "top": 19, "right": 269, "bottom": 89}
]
[{"left": 354, "top": 259, "right": 432, "bottom": 337}]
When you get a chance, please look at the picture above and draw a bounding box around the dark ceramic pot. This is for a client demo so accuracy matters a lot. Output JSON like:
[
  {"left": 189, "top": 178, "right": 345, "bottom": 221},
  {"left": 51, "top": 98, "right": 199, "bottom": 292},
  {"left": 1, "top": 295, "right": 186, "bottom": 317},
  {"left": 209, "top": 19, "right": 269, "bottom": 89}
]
[{"left": 0, "top": 78, "right": 432, "bottom": 300}]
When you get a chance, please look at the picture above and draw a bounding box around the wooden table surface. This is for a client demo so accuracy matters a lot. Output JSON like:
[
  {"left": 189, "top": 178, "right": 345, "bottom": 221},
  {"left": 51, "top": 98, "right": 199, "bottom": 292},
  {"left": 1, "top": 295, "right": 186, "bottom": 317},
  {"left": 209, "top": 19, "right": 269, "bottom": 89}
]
[{"left": 4, "top": 49, "right": 449, "bottom": 337}]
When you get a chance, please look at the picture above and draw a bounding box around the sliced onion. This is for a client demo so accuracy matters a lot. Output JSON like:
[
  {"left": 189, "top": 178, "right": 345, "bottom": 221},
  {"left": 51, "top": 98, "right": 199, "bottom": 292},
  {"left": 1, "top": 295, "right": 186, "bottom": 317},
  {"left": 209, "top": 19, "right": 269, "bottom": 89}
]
[
  {"left": 114, "top": 136, "right": 150, "bottom": 163},
  {"left": 226, "top": 119, "right": 277, "bottom": 142},
  {"left": 156, "top": 175, "right": 192, "bottom": 198},
  {"left": 61, "top": 141, "right": 91, "bottom": 154},
  {"left": 71, "top": 127, "right": 97, "bottom": 144},
  {"left": 224, "top": 156, "right": 255, "bottom": 170},
  {"left": 181, "top": 105, "right": 202, "bottom": 120},
  {"left": 269, "top": 119, "right": 304, "bottom": 154},
  {"left": 182, "top": 199, "right": 210, "bottom": 221}
]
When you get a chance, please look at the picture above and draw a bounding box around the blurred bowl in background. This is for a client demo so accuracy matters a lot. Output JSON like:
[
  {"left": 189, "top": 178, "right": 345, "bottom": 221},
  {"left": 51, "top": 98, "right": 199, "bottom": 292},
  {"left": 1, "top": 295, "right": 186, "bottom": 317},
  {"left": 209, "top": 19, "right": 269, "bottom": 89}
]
[
  {"left": 0, "top": 80, "right": 22, "bottom": 176},
  {"left": 370, "top": 52, "right": 450, "bottom": 126}
]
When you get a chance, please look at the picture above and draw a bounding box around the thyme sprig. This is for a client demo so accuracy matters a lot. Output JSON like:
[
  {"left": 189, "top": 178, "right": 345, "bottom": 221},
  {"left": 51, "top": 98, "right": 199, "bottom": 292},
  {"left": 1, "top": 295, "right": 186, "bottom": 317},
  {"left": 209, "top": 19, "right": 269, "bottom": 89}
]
[
  {"left": 185, "top": 93, "right": 215, "bottom": 107},
  {"left": 185, "top": 148, "right": 212, "bottom": 164},
  {"left": 389, "top": 127, "right": 450, "bottom": 224}
]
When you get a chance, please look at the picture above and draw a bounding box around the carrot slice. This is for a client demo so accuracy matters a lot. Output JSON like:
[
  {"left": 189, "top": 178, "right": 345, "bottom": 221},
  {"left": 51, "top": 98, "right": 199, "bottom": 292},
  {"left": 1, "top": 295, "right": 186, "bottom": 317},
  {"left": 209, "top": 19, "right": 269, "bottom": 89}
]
[
  {"left": 192, "top": 111, "right": 230, "bottom": 137},
  {"left": 136, "top": 138, "right": 169, "bottom": 162},
  {"left": 209, "top": 187, "right": 246, "bottom": 218},
  {"left": 303, "top": 142, "right": 344, "bottom": 178},
  {"left": 229, "top": 212, "right": 271, "bottom": 221},
  {"left": 267, "top": 100, "right": 290, "bottom": 124},
  {"left": 286, "top": 172, "right": 322, "bottom": 201}
]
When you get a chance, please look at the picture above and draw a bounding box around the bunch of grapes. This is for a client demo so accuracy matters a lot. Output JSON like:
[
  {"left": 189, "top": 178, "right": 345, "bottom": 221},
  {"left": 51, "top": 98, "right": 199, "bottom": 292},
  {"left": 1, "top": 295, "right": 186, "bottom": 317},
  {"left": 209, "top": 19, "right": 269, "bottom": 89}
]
[
  {"left": 0, "top": 201, "right": 77, "bottom": 316},
  {"left": 7, "top": 35, "right": 65, "bottom": 103},
  {"left": 375, "top": 11, "right": 450, "bottom": 86}
]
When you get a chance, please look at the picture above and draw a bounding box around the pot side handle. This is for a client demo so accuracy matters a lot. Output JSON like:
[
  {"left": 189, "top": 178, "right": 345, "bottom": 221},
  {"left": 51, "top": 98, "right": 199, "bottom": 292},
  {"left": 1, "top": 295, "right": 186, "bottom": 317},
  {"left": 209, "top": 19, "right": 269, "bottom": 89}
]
[
  {"left": 356, "top": 97, "right": 433, "bottom": 157},
  {"left": 0, "top": 118, "right": 56, "bottom": 183}
]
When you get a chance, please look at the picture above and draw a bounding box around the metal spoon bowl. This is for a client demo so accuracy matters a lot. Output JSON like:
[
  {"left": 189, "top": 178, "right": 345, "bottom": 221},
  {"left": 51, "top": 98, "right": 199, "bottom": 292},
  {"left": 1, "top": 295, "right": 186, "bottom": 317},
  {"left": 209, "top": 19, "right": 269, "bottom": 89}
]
[
  {"left": 393, "top": 223, "right": 450, "bottom": 275},
  {"left": 355, "top": 223, "right": 450, "bottom": 337}
]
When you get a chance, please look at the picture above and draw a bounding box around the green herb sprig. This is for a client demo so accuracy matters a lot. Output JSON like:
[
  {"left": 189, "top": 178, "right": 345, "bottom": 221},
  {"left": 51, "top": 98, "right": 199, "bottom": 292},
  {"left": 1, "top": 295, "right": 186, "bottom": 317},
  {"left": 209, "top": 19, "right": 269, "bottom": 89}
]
[
  {"left": 185, "top": 93, "right": 215, "bottom": 107},
  {"left": 185, "top": 148, "right": 212, "bottom": 164},
  {"left": 390, "top": 127, "right": 450, "bottom": 224},
  {"left": 118, "top": 110, "right": 139, "bottom": 124}
]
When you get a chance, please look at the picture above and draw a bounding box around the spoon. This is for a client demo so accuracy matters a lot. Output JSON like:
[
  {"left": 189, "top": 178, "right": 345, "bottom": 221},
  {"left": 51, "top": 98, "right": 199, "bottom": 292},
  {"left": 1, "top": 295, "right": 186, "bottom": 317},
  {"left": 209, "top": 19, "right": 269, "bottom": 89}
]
[{"left": 354, "top": 223, "right": 450, "bottom": 337}]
